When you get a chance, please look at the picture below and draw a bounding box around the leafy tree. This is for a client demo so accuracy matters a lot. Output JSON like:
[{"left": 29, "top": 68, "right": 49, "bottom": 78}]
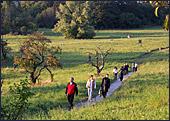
[
  {"left": 35, "top": 7, "right": 58, "bottom": 28},
  {"left": 14, "top": 32, "right": 62, "bottom": 84},
  {"left": 147, "top": 1, "right": 169, "bottom": 31},
  {"left": 118, "top": 12, "right": 141, "bottom": 29},
  {"left": 92, "top": 1, "right": 121, "bottom": 29},
  {"left": 1, "top": 39, "right": 12, "bottom": 60},
  {"left": 52, "top": 1, "right": 95, "bottom": 39},
  {"left": 87, "top": 47, "right": 111, "bottom": 76},
  {"left": 1, "top": 78, "right": 34, "bottom": 120},
  {"left": 1, "top": 1, "right": 38, "bottom": 35}
]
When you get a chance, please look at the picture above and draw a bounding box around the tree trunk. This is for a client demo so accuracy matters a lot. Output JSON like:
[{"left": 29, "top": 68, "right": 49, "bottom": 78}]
[
  {"left": 30, "top": 68, "right": 37, "bottom": 84},
  {"left": 46, "top": 67, "right": 54, "bottom": 82},
  {"left": 96, "top": 51, "right": 99, "bottom": 75},
  {"left": 30, "top": 72, "right": 36, "bottom": 84},
  {"left": 97, "top": 68, "right": 100, "bottom": 75}
]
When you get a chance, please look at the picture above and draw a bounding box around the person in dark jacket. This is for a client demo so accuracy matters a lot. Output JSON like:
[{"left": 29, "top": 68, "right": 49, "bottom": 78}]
[
  {"left": 123, "top": 64, "right": 127, "bottom": 75},
  {"left": 119, "top": 66, "right": 124, "bottom": 81},
  {"left": 101, "top": 74, "right": 110, "bottom": 98},
  {"left": 125, "top": 63, "right": 129, "bottom": 74},
  {"left": 65, "top": 77, "right": 78, "bottom": 111}
]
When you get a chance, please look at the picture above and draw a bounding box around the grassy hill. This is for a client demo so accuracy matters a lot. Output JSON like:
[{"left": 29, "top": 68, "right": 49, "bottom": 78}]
[{"left": 1, "top": 27, "right": 169, "bottom": 120}]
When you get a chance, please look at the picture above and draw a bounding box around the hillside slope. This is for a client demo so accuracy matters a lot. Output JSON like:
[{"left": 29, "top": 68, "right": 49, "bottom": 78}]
[{"left": 30, "top": 48, "right": 169, "bottom": 120}]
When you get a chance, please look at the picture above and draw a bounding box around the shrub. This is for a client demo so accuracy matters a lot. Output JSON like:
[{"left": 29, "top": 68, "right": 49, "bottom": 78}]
[
  {"left": 1, "top": 78, "right": 34, "bottom": 120},
  {"left": 20, "top": 26, "right": 27, "bottom": 35}
]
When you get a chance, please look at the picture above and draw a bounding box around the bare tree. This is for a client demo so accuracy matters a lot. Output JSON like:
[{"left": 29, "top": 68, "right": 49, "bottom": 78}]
[{"left": 86, "top": 47, "right": 111, "bottom": 76}]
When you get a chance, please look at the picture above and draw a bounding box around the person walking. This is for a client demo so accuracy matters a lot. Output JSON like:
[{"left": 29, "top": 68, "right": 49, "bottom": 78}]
[
  {"left": 65, "top": 77, "right": 78, "bottom": 111},
  {"left": 113, "top": 66, "right": 118, "bottom": 80},
  {"left": 86, "top": 75, "right": 96, "bottom": 102},
  {"left": 135, "top": 62, "right": 138, "bottom": 71},
  {"left": 132, "top": 62, "right": 135, "bottom": 72},
  {"left": 125, "top": 63, "right": 129, "bottom": 74},
  {"left": 123, "top": 64, "right": 127, "bottom": 75},
  {"left": 119, "top": 66, "right": 124, "bottom": 81},
  {"left": 88, "top": 55, "right": 91, "bottom": 62},
  {"left": 101, "top": 74, "right": 110, "bottom": 98}
]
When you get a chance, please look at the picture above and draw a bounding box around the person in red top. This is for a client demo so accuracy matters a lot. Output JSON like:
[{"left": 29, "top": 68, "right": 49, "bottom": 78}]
[
  {"left": 65, "top": 77, "right": 78, "bottom": 111},
  {"left": 88, "top": 55, "right": 91, "bottom": 62}
]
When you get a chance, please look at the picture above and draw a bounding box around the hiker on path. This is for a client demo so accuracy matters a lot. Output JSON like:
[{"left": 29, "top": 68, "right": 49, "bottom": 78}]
[
  {"left": 119, "top": 66, "right": 124, "bottom": 81},
  {"left": 65, "top": 77, "right": 78, "bottom": 111},
  {"left": 132, "top": 62, "right": 135, "bottom": 72},
  {"left": 113, "top": 66, "right": 118, "bottom": 80},
  {"left": 88, "top": 55, "right": 91, "bottom": 62},
  {"left": 125, "top": 63, "right": 129, "bottom": 74},
  {"left": 101, "top": 74, "right": 110, "bottom": 98},
  {"left": 123, "top": 64, "right": 127, "bottom": 75},
  {"left": 135, "top": 62, "right": 138, "bottom": 71},
  {"left": 86, "top": 75, "right": 96, "bottom": 102}
]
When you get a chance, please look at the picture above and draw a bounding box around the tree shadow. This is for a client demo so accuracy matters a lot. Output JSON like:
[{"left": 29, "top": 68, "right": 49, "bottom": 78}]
[
  {"left": 94, "top": 31, "right": 168, "bottom": 39},
  {"left": 2, "top": 49, "right": 168, "bottom": 70},
  {"left": 38, "top": 29, "right": 63, "bottom": 37}
]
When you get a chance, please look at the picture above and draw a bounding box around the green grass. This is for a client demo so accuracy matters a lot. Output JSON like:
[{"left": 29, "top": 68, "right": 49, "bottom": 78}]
[
  {"left": 25, "top": 48, "right": 169, "bottom": 120},
  {"left": 1, "top": 26, "right": 169, "bottom": 120}
]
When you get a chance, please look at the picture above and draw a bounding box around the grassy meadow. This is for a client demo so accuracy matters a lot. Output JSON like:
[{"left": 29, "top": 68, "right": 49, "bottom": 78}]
[{"left": 1, "top": 27, "right": 169, "bottom": 120}]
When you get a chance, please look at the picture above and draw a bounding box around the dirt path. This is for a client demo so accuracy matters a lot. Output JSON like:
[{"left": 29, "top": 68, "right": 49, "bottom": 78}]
[{"left": 74, "top": 71, "right": 135, "bottom": 109}]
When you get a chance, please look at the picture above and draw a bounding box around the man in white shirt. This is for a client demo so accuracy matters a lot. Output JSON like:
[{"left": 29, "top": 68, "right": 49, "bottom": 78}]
[
  {"left": 86, "top": 75, "right": 96, "bottom": 102},
  {"left": 113, "top": 66, "right": 118, "bottom": 80}
]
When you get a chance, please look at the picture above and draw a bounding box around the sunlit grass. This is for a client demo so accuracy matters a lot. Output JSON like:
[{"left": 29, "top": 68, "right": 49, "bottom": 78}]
[{"left": 1, "top": 27, "right": 169, "bottom": 120}]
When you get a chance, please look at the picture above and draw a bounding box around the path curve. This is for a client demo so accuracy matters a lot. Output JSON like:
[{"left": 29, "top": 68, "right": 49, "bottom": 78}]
[{"left": 75, "top": 71, "right": 135, "bottom": 109}]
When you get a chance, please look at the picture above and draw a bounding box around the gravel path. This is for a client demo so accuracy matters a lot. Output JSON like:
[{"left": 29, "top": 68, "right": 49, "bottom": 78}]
[{"left": 74, "top": 71, "right": 135, "bottom": 109}]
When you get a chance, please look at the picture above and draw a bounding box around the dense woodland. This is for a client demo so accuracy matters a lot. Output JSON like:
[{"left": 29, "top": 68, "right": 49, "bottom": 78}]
[{"left": 1, "top": 1, "right": 168, "bottom": 35}]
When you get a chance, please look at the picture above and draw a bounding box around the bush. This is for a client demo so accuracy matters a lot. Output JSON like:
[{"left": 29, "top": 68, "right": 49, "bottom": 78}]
[
  {"left": 1, "top": 78, "right": 34, "bottom": 120},
  {"left": 1, "top": 40, "right": 12, "bottom": 60},
  {"left": 27, "top": 22, "right": 38, "bottom": 34},
  {"left": 20, "top": 26, "right": 27, "bottom": 35}
]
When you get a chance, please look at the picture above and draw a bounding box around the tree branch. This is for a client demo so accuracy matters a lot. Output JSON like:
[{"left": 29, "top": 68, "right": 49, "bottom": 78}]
[
  {"left": 35, "top": 66, "right": 46, "bottom": 81},
  {"left": 85, "top": 52, "right": 95, "bottom": 56},
  {"left": 45, "top": 67, "right": 54, "bottom": 82},
  {"left": 99, "top": 48, "right": 111, "bottom": 73},
  {"left": 103, "top": 48, "right": 111, "bottom": 58},
  {"left": 90, "top": 61, "right": 98, "bottom": 68},
  {"left": 97, "top": 47, "right": 103, "bottom": 58}
]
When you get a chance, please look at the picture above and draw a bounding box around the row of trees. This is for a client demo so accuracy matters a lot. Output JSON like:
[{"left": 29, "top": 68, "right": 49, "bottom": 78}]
[
  {"left": 1, "top": 1, "right": 169, "bottom": 36},
  {"left": 1, "top": 1, "right": 38, "bottom": 35}
]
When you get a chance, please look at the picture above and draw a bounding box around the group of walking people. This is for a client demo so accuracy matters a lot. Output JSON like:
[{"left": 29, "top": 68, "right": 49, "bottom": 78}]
[
  {"left": 113, "top": 62, "right": 138, "bottom": 81},
  {"left": 65, "top": 62, "right": 138, "bottom": 111},
  {"left": 65, "top": 74, "right": 110, "bottom": 111},
  {"left": 85, "top": 74, "right": 110, "bottom": 101}
]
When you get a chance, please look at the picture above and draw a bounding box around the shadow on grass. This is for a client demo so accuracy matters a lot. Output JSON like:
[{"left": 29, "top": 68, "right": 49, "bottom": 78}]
[
  {"left": 38, "top": 28, "right": 63, "bottom": 37},
  {"left": 1, "top": 72, "right": 25, "bottom": 80},
  {"left": 94, "top": 31, "right": 168, "bottom": 39},
  {"left": 2, "top": 49, "right": 168, "bottom": 70},
  {"left": 26, "top": 80, "right": 103, "bottom": 116}
]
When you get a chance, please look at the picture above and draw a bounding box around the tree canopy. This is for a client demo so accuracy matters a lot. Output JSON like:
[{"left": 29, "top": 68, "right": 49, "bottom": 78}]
[
  {"left": 147, "top": 1, "right": 169, "bottom": 31},
  {"left": 14, "top": 32, "right": 62, "bottom": 84},
  {"left": 1, "top": 1, "right": 169, "bottom": 36},
  {"left": 52, "top": 1, "right": 95, "bottom": 39}
]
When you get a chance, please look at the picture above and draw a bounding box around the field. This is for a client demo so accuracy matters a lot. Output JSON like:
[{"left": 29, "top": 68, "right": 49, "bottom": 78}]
[{"left": 1, "top": 27, "right": 169, "bottom": 120}]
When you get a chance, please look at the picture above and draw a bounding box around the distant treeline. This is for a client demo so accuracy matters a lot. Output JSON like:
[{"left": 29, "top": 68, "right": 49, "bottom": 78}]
[{"left": 1, "top": 1, "right": 168, "bottom": 35}]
